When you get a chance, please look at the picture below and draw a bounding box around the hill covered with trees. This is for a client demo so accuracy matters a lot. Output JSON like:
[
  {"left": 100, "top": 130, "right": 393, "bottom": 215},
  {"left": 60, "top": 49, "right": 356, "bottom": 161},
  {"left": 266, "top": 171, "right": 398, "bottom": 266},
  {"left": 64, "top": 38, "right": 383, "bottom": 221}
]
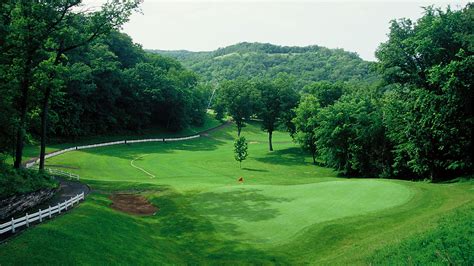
[{"left": 150, "top": 42, "right": 379, "bottom": 87}]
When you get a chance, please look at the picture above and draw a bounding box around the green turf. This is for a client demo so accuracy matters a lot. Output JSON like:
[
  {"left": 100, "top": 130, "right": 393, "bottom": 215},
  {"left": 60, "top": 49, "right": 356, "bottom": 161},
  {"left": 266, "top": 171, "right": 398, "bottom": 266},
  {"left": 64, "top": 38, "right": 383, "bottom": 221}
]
[
  {"left": 370, "top": 204, "right": 473, "bottom": 264},
  {"left": 6, "top": 112, "right": 222, "bottom": 165},
  {"left": 0, "top": 121, "right": 472, "bottom": 264},
  {"left": 191, "top": 180, "right": 412, "bottom": 245}
]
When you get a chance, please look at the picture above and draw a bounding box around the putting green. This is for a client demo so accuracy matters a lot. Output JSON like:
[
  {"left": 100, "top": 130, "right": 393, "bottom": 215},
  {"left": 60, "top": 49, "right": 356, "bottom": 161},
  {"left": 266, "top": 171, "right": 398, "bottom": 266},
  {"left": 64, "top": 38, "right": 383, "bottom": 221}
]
[{"left": 191, "top": 180, "right": 413, "bottom": 245}]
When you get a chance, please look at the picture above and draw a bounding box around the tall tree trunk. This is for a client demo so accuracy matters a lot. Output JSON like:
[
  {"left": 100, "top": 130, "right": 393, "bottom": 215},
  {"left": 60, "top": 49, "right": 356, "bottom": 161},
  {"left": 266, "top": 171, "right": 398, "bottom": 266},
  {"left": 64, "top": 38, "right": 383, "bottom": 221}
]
[
  {"left": 237, "top": 125, "right": 241, "bottom": 137},
  {"left": 429, "top": 165, "right": 436, "bottom": 182},
  {"left": 310, "top": 136, "right": 317, "bottom": 164},
  {"left": 13, "top": 58, "right": 32, "bottom": 169},
  {"left": 39, "top": 86, "right": 52, "bottom": 171},
  {"left": 38, "top": 53, "right": 61, "bottom": 171},
  {"left": 13, "top": 101, "right": 27, "bottom": 168},
  {"left": 268, "top": 130, "right": 273, "bottom": 151}
]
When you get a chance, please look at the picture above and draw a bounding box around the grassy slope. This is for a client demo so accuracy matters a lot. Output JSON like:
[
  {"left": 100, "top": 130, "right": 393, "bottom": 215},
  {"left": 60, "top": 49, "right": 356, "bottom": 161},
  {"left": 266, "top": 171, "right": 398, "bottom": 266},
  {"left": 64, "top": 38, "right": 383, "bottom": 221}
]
[
  {"left": 0, "top": 121, "right": 472, "bottom": 264},
  {"left": 276, "top": 181, "right": 473, "bottom": 264},
  {"left": 370, "top": 203, "right": 473, "bottom": 264}
]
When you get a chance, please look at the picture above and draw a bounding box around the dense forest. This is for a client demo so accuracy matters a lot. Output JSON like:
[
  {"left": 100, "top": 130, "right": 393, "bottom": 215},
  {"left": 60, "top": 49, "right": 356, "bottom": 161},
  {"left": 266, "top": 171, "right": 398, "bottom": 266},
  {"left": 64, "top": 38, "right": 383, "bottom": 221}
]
[
  {"left": 0, "top": 1, "right": 208, "bottom": 172},
  {"left": 151, "top": 42, "right": 379, "bottom": 88},
  {"left": 46, "top": 33, "right": 209, "bottom": 137}
]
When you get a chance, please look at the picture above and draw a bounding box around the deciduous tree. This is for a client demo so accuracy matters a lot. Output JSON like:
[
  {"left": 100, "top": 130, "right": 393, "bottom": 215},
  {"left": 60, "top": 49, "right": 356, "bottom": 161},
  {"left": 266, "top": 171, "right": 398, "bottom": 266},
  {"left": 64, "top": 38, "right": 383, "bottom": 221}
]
[
  {"left": 293, "top": 95, "right": 320, "bottom": 164},
  {"left": 215, "top": 79, "right": 257, "bottom": 136},
  {"left": 376, "top": 4, "right": 473, "bottom": 180},
  {"left": 234, "top": 136, "right": 248, "bottom": 169},
  {"left": 254, "top": 77, "right": 298, "bottom": 151}
]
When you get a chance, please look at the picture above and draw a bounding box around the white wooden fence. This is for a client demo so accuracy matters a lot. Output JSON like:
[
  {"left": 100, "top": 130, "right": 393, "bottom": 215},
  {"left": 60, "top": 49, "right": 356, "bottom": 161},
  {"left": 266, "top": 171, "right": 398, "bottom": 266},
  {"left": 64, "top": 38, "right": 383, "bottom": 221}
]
[
  {"left": 25, "top": 134, "right": 201, "bottom": 168},
  {"left": 0, "top": 192, "right": 84, "bottom": 235},
  {"left": 45, "top": 168, "right": 80, "bottom": 180}
]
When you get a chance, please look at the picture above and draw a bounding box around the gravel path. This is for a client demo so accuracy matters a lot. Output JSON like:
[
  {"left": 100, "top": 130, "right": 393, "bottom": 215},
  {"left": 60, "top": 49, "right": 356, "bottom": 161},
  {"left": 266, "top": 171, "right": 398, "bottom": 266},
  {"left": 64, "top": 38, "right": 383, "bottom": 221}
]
[{"left": 2, "top": 178, "right": 90, "bottom": 222}]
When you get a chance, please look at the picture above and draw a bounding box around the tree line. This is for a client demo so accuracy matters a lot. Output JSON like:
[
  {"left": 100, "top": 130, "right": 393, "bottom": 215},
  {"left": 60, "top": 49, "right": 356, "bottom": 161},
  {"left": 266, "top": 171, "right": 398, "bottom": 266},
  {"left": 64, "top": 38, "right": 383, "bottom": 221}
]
[
  {"left": 0, "top": 0, "right": 209, "bottom": 170},
  {"left": 214, "top": 4, "right": 473, "bottom": 181}
]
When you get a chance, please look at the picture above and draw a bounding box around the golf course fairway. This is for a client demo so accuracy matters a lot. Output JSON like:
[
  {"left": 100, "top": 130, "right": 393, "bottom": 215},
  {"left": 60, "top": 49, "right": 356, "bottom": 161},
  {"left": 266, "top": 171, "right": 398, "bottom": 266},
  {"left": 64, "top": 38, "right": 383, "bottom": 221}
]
[{"left": 0, "top": 122, "right": 472, "bottom": 264}]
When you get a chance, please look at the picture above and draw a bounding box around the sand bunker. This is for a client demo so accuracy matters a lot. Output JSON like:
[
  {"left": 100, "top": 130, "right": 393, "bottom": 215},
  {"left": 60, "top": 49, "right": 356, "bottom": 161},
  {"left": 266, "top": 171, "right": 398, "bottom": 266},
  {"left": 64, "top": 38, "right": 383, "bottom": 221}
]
[{"left": 110, "top": 194, "right": 158, "bottom": 216}]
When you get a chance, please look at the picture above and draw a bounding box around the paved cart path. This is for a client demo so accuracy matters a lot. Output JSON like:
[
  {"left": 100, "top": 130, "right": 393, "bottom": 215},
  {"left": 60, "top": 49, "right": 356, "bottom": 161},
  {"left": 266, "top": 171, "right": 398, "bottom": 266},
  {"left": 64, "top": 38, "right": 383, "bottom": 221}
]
[
  {"left": 47, "top": 178, "right": 90, "bottom": 206},
  {"left": 2, "top": 178, "right": 90, "bottom": 222},
  {"left": 0, "top": 179, "right": 89, "bottom": 242}
]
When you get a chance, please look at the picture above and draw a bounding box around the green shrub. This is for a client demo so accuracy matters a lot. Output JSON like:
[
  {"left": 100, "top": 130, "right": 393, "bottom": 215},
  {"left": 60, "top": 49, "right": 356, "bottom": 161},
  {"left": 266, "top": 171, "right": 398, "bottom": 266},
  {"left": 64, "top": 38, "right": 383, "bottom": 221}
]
[
  {"left": 0, "top": 157, "right": 58, "bottom": 199},
  {"left": 370, "top": 205, "right": 474, "bottom": 264}
]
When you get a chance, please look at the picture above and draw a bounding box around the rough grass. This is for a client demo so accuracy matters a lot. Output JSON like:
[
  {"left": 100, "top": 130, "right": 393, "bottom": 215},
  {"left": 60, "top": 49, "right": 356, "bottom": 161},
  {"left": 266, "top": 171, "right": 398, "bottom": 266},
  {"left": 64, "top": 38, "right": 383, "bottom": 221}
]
[
  {"left": 370, "top": 204, "right": 473, "bottom": 264},
  {"left": 0, "top": 121, "right": 472, "bottom": 264}
]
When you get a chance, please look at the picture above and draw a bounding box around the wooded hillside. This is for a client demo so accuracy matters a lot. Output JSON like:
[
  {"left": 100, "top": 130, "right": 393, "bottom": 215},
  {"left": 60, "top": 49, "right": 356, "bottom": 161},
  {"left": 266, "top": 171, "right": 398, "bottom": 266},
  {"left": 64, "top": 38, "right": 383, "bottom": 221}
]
[{"left": 150, "top": 42, "right": 379, "bottom": 87}]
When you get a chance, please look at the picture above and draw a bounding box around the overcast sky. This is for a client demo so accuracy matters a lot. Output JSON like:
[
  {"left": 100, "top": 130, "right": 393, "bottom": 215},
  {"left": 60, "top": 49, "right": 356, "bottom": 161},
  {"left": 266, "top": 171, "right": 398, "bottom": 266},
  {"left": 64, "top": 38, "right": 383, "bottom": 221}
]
[{"left": 91, "top": 0, "right": 468, "bottom": 61}]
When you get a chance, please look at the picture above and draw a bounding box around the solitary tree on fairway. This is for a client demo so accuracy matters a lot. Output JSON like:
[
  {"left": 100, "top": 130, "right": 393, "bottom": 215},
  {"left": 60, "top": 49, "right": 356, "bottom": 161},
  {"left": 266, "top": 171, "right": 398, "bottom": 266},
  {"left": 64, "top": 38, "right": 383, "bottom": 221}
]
[{"left": 234, "top": 136, "right": 248, "bottom": 168}]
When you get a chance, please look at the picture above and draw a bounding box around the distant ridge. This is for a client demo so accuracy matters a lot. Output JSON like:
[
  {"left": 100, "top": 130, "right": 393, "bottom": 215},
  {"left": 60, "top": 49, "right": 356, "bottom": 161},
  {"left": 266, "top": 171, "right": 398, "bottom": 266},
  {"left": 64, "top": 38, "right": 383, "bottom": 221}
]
[{"left": 149, "top": 42, "right": 378, "bottom": 87}]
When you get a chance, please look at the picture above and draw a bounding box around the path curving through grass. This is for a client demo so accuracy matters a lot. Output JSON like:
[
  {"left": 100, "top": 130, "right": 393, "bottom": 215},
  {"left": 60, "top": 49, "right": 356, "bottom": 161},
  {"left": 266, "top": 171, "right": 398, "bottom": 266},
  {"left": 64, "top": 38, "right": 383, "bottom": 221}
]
[{"left": 130, "top": 154, "right": 155, "bottom": 178}]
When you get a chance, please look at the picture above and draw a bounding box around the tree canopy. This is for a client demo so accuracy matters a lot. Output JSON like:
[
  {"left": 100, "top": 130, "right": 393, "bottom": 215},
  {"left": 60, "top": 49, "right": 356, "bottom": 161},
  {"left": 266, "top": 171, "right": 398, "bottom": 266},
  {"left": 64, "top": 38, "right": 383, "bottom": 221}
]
[
  {"left": 288, "top": 4, "right": 473, "bottom": 181},
  {"left": 151, "top": 42, "right": 379, "bottom": 88},
  {"left": 214, "top": 78, "right": 258, "bottom": 136},
  {"left": 376, "top": 4, "right": 473, "bottom": 180},
  {"left": 254, "top": 77, "right": 298, "bottom": 151},
  {"left": 0, "top": 1, "right": 209, "bottom": 169}
]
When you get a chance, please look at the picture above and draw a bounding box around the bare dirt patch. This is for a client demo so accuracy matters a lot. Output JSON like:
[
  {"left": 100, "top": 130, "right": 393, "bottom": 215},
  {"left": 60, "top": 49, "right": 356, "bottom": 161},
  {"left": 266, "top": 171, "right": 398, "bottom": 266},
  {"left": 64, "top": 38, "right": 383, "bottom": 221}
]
[{"left": 110, "top": 194, "right": 158, "bottom": 216}]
